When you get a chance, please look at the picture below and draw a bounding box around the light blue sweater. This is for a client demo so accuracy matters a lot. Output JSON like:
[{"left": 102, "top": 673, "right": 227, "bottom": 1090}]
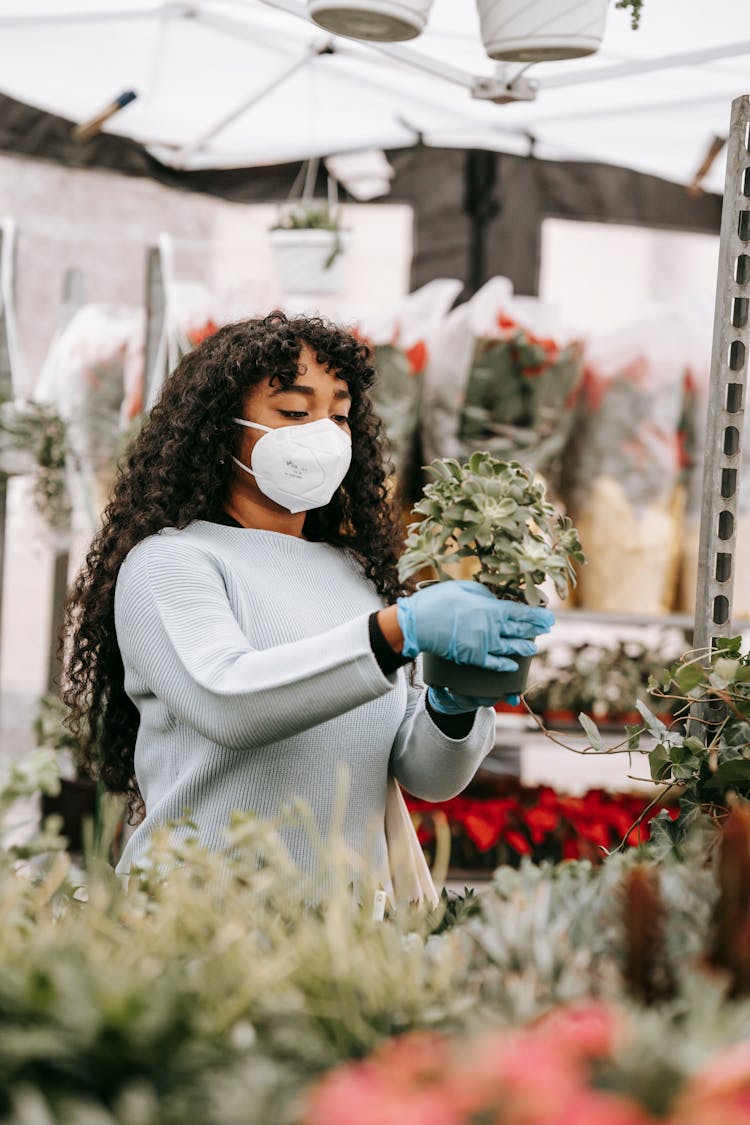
[{"left": 113, "top": 521, "right": 494, "bottom": 889}]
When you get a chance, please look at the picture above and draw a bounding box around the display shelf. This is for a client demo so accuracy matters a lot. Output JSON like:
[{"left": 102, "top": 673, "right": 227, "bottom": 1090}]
[
  {"left": 554, "top": 607, "right": 750, "bottom": 631},
  {"left": 484, "top": 714, "right": 661, "bottom": 796}
]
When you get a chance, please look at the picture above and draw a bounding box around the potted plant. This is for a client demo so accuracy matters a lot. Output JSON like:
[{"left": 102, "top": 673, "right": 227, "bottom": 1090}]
[
  {"left": 398, "top": 451, "right": 585, "bottom": 695},
  {"left": 308, "top": 0, "right": 434, "bottom": 41},
  {"left": 476, "top": 0, "right": 642, "bottom": 63},
  {"left": 269, "top": 201, "right": 350, "bottom": 295}
]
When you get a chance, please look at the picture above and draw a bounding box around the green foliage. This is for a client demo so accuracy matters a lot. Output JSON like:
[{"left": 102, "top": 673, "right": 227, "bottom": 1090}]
[
  {"left": 4, "top": 744, "right": 750, "bottom": 1123},
  {"left": 0, "top": 400, "right": 71, "bottom": 532},
  {"left": 458, "top": 334, "right": 584, "bottom": 498},
  {"left": 615, "top": 0, "right": 644, "bottom": 29},
  {"left": 270, "top": 204, "right": 341, "bottom": 233},
  {"left": 528, "top": 632, "right": 688, "bottom": 720},
  {"left": 398, "top": 452, "right": 586, "bottom": 606},
  {"left": 628, "top": 638, "right": 750, "bottom": 812}
]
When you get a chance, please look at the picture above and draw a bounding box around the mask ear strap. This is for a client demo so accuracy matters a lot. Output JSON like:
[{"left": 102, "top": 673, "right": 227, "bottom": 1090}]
[
  {"left": 231, "top": 455, "right": 256, "bottom": 478},
  {"left": 232, "top": 418, "right": 269, "bottom": 432}
]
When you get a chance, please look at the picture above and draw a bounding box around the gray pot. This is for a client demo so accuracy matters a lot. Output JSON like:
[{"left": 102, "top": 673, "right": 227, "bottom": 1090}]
[{"left": 422, "top": 652, "right": 533, "bottom": 697}]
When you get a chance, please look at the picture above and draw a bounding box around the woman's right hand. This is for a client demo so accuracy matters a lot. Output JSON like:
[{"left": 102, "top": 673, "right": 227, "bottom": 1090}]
[{"left": 395, "top": 580, "right": 554, "bottom": 671}]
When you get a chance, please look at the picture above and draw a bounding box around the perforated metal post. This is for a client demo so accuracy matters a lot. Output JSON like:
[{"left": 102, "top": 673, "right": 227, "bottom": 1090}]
[{"left": 691, "top": 95, "right": 750, "bottom": 737}]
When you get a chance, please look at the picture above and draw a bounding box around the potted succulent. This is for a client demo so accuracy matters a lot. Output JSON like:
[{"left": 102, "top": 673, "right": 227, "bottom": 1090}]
[
  {"left": 398, "top": 452, "right": 585, "bottom": 695},
  {"left": 269, "top": 201, "right": 350, "bottom": 295}
]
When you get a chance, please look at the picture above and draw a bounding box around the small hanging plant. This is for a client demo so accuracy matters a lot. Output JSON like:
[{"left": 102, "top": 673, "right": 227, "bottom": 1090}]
[{"left": 615, "top": 0, "right": 644, "bottom": 29}]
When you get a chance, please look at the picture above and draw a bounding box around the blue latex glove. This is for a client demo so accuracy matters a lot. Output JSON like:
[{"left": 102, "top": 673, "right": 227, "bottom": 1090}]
[
  {"left": 396, "top": 580, "right": 555, "bottom": 670},
  {"left": 428, "top": 687, "right": 520, "bottom": 715}
]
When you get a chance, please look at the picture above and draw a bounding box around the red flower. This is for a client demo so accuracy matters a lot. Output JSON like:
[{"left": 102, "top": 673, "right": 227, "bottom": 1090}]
[
  {"left": 187, "top": 319, "right": 219, "bottom": 346},
  {"left": 406, "top": 340, "right": 428, "bottom": 375},
  {"left": 504, "top": 828, "right": 531, "bottom": 855}
]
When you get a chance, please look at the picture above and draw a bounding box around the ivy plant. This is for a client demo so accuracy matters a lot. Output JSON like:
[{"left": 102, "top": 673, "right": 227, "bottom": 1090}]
[{"left": 398, "top": 452, "right": 586, "bottom": 606}]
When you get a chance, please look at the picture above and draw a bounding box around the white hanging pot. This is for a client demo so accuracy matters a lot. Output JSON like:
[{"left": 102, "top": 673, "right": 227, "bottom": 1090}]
[
  {"left": 476, "top": 0, "right": 609, "bottom": 62},
  {"left": 308, "top": 0, "right": 434, "bottom": 41},
  {"left": 269, "top": 228, "right": 351, "bottom": 295}
]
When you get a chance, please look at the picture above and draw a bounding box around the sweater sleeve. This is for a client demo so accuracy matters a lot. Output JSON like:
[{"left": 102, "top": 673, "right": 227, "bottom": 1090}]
[
  {"left": 389, "top": 668, "right": 495, "bottom": 802},
  {"left": 114, "top": 538, "right": 396, "bottom": 751}
]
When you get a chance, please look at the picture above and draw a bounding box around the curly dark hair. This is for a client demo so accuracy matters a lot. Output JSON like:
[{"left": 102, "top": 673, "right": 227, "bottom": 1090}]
[{"left": 63, "top": 311, "right": 410, "bottom": 813}]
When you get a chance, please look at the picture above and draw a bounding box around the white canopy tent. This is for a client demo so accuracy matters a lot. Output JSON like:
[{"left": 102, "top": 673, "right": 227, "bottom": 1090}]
[{"left": 0, "top": 0, "right": 744, "bottom": 193}]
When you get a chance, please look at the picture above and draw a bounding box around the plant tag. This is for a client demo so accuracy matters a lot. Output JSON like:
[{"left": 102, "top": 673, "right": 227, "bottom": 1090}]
[{"left": 372, "top": 889, "right": 387, "bottom": 923}]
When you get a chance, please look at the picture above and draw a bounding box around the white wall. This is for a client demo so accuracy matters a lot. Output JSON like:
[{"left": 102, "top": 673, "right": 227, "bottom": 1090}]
[{"left": 538, "top": 218, "right": 718, "bottom": 349}]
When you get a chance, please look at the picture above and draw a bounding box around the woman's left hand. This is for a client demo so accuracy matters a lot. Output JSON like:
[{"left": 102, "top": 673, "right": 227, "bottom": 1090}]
[{"left": 427, "top": 686, "right": 519, "bottom": 715}]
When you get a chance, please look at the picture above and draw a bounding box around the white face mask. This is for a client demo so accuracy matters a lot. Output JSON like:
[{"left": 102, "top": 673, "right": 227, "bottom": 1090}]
[{"left": 232, "top": 416, "right": 352, "bottom": 514}]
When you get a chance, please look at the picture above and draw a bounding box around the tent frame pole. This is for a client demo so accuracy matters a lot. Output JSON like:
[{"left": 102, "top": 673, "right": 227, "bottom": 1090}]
[{"left": 174, "top": 40, "right": 328, "bottom": 166}]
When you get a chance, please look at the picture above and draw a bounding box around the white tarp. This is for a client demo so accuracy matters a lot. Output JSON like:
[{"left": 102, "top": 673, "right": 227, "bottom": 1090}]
[{"left": 0, "top": 0, "right": 744, "bottom": 192}]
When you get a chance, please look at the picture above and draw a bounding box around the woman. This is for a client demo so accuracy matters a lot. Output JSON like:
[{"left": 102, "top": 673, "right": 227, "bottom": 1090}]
[{"left": 64, "top": 312, "right": 552, "bottom": 896}]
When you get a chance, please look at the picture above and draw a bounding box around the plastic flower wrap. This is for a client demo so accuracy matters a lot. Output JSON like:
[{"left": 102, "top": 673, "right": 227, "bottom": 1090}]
[
  {"left": 560, "top": 311, "right": 701, "bottom": 614},
  {"left": 354, "top": 279, "right": 461, "bottom": 483},
  {"left": 421, "top": 278, "right": 584, "bottom": 502}
]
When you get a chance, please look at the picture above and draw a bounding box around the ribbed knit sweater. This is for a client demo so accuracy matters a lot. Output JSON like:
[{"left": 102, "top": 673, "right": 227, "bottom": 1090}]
[{"left": 113, "top": 521, "right": 494, "bottom": 889}]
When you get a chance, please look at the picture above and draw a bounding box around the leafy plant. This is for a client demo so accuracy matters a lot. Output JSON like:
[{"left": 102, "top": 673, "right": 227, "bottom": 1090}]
[
  {"left": 270, "top": 203, "right": 341, "bottom": 233},
  {"left": 0, "top": 399, "right": 71, "bottom": 532},
  {"left": 528, "top": 633, "right": 688, "bottom": 721},
  {"left": 631, "top": 637, "right": 750, "bottom": 809},
  {"left": 398, "top": 452, "right": 585, "bottom": 606},
  {"left": 458, "top": 322, "right": 584, "bottom": 499}
]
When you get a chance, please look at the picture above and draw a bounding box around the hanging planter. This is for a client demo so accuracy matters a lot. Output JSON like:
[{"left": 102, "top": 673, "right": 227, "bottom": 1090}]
[
  {"left": 269, "top": 164, "right": 351, "bottom": 295},
  {"left": 308, "top": 0, "right": 434, "bottom": 41},
  {"left": 476, "top": 0, "right": 610, "bottom": 62},
  {"left": 269, "top": 226, "right": 350, "bottom": 295}
]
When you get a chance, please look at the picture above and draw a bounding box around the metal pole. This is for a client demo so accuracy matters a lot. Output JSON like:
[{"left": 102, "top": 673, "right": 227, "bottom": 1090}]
[
  {"left": 0, "top": 223, "right": 16, "bottom": 718},
  {"left": 143, "top": 245, "right": 166, "bottom": 412},
  {"left": 691, "top": 95, "right": 750, "bottom": 737},
  {"left": 46, "top": 268, "right": 84, "bottom": 695}
]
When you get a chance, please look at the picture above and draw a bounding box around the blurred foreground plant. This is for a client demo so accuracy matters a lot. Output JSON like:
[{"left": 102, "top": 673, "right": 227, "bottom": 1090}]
[{"left": 2, "top": 741, "right": 750, "bottom": 1123}]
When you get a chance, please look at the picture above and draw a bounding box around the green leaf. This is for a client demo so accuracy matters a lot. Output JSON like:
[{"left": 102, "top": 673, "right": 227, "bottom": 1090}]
[
  {"left": 635, "top": 700, "right": 668, "bottom": 735},
  {"left": 704, "top": 759, "right": 750, "bottom": 787},
  {"left": 674, "top": 663, "right": 708, "bottom": 693},
  {"left": 625, "top": 725, "right": 642, "bottom": 750},
  {"left": 649, "top": 744, "right": 671, "bottom": 782},
  {"left": 578, "top": 712, "right": 605, "bottom": 752},
  {"left": 712, "top": 657, "right": 740, "bottom": 685},
  {"left": 715, "top": 635, "right": 742, "bottom": 654}
]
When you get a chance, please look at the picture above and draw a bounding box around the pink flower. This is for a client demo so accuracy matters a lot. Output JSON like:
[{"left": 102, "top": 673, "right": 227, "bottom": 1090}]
[
  {"left": 669, "top": 1041, "right": 750, "bottom": 1124},
  {"left": 533, "top": 1002, "right": 625, "bottom": 1060}
]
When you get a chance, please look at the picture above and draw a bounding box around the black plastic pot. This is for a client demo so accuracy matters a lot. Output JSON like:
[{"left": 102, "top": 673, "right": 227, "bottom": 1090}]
[
  {"left": 422, "top": 652, "right": 533, "bottom": 697},
  {"left": 41, "top": 776, "right": 97, "bottom": 853}
]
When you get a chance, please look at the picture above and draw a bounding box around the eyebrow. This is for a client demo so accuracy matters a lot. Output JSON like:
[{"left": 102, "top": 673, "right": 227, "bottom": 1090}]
[{"left": 269, "top": 384, "right": 351, "bottom": 400}]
